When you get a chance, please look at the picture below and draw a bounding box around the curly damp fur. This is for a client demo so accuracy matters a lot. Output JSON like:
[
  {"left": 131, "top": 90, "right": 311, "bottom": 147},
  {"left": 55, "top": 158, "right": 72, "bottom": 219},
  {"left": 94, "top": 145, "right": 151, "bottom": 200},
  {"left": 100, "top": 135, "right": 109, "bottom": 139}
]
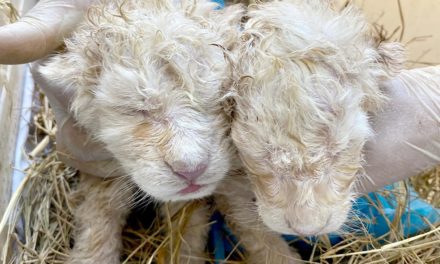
[
  {"left": 232, "top": 0, "right": 405, "bottom": 236},
  {"left": 35, "top": 1, "right": 301, "bottom": 262},
  {"left": 39, "top": 0, "right": 244, "bottom": 202}
]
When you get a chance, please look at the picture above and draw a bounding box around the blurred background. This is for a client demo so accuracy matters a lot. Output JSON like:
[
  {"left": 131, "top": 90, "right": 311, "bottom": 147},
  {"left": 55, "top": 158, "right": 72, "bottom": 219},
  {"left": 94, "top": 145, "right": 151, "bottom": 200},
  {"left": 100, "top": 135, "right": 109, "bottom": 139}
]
[{"left": 344, "top": 0, "right": 440, "bottom": 68}]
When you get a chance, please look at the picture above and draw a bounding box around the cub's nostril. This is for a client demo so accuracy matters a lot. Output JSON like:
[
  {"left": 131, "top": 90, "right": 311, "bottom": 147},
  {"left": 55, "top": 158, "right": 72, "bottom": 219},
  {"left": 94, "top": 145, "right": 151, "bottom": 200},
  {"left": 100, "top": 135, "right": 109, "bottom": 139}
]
[{"left": 169, "top": 162, "right": 208, "bottom": 181}]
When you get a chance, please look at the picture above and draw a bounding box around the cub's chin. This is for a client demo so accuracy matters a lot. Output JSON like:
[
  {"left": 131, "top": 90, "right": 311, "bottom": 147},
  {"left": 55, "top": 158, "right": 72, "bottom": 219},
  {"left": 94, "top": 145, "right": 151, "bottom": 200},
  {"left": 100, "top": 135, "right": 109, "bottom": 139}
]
[{"left": 169, "top": 182, "right": 219, "bottom": 201}]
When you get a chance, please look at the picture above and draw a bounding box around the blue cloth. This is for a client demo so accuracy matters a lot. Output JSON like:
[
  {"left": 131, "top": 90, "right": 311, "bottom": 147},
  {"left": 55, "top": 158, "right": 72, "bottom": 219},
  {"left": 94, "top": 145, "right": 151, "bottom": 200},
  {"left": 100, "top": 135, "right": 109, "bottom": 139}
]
[
  {"left": 211, "top": 0, "right": 225, "bottom": 9},
  {"left": 208, "top": 211, "right": 243, "bottom": 263},
  {"left": 208, "top": 185, "right": 440, "bottom": 260},
  {"left": 353, "top": 186, "right": 440, "bottom": 238}
]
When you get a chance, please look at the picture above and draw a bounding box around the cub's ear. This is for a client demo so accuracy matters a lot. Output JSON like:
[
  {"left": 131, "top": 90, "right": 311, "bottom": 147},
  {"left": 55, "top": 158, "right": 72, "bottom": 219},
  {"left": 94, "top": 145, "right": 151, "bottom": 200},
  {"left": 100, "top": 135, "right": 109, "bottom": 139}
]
[
  {"left": 35, "top": 51, "right": 102, "bottom": 128},
  {"left": 362, "top": 42, "right": 405, "bottom": 113},
  {"left": 36, "top": 48, "right": 102, "bottom": 99},
  {"left": 36, "top": 53, "right": 83, "bottom": 91},
  {"left": 377, "top": 42, "right": 406, "bottom": 78}
]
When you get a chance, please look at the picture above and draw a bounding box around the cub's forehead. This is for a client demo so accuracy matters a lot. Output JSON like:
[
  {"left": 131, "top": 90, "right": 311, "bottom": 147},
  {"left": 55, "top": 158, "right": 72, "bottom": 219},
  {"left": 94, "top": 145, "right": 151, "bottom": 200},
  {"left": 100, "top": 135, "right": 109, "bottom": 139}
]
[
  {"left": 95, "top": 59, "right": 226, "bottom": 113},
  {"left": 236, "top": 63, "right": 356, "bottom": 121}
]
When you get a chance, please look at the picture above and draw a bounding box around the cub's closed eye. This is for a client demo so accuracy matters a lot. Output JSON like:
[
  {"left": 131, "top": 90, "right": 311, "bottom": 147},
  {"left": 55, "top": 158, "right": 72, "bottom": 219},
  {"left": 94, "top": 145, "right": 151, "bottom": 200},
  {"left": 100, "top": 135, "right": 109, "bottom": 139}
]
[
  {"left": 114, "top": 106, "right": 149, "bottom": 118},
  {"left": 125, "top": 107, "right": 150, "bottom": 118}
]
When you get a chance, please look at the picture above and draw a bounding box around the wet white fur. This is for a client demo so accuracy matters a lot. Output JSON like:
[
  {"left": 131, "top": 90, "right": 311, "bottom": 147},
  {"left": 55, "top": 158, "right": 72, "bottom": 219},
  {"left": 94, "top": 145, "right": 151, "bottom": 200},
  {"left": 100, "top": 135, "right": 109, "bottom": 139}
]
[
  {"left": 232, "top": 0, "right": 405, "bottom": 236},
  {"left": 37, "top": 0, "right": 299, "bottom": 263},
  {"left": 39, "top": 0, "right": 242, "bottom": 202}
]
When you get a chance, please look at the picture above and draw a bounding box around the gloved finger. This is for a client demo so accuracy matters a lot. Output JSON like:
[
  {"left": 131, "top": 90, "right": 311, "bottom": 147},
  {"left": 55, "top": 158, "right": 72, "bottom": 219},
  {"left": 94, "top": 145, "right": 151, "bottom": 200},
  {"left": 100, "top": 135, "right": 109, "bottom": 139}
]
[
  {"left": 57, "top": 145, "right": 123, "bottom": 178},
  {"left": 31, "top": 60, "right": 72, "bottom": 123},
  {"left": 54, "top": 111, "right": 121, "bottom": 178},
  {"left": 0, "top": 0, "right": 95, "bottom": 64},
  {"left": 359, "top": 66, "right": 440, "bottom": 193},
  {"left": 32, "top": 59, "right": 119, "bottom": 177},
  {"left": 56, "top": 116, "right": 115, "bottom": 162}
]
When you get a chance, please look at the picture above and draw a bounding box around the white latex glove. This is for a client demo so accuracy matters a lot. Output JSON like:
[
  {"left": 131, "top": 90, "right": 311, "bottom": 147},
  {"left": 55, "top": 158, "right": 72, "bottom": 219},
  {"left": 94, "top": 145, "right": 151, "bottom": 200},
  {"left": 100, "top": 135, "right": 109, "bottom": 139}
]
[
  {"left": 31, "top": 63, "right": 123, "bottom": 178},
  {"left": 0, "top": 0, "right": 121, "bottom": 177},
  {"left": 0, "top": 0, "right": 95, "bottom": 64},
  {"left": 360, "top": 66, "right": 440, "bottom": 193}
]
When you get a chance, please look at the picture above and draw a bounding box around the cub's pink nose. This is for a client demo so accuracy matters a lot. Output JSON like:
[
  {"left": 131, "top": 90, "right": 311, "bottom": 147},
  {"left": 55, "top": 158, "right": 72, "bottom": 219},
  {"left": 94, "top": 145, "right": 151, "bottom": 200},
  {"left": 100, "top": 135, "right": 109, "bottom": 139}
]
[{"left": 169, "top": 162, "right": 208, "bottom": 181}]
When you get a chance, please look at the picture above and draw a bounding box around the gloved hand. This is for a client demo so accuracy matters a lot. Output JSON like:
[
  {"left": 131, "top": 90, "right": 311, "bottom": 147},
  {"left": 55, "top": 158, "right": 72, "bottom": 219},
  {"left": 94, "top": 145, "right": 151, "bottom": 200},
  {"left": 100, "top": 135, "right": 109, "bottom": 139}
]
[
  {"left": 0, "top": 0, "right": 95, "bottom": 64},
  {"left": 1, "top": 0, "right": 439, "bottom": 186},
  {"left": 0, "top": 0, "right": 122, "bottom": 177},
  {"left": 31, "top": 65, "right": 123, "bottom": 178},
  {"left": 361, "top": 66, "right": 440, "bottom": 193}
]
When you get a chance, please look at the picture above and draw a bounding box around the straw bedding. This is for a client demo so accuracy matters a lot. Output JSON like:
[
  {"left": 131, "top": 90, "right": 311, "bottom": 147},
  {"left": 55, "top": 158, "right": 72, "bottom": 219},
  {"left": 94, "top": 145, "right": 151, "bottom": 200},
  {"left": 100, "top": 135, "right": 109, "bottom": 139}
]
[{"left": 0, "top": 1, "right": 439, "bottom": 264}]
